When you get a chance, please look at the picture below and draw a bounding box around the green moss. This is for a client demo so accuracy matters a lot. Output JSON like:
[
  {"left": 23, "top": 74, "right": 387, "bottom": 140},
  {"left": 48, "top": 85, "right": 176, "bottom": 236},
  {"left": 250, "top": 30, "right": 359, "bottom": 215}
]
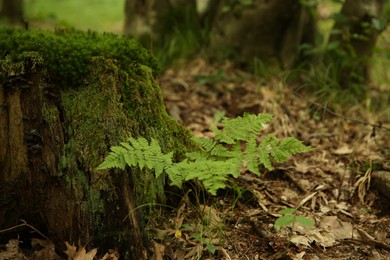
[
  {"left": 59, "top": 56, "right": 193, "bottom": 229},
  {"left": 0, "top": 51, "right": 43, "bottom": 77},
  {"left": 42, "top": 104, "right": 59, "bottom": 130},
  {"left": 1, "top": 29, "right": 195, "bottom": 248},
  {"left": 0, "top": 28, "right": 158, "bottom": 86},
  {"left": 61, "top": 57, "right": 130, "bottom": 171}
]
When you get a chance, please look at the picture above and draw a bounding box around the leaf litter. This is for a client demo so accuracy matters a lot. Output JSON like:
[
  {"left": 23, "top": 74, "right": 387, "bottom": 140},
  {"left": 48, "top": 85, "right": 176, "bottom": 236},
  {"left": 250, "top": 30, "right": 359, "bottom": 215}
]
[
  {"left": 1, "top": 58, "right": 388, "bottom": 259},
  {"left": 155, "top": 58, "right": 390, "bottom": 259}
]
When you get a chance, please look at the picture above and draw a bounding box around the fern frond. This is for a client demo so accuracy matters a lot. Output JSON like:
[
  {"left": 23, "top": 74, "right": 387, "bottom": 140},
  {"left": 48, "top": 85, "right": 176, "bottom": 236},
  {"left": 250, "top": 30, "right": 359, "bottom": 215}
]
[
  {"left": 97, "top": 137, "right": 174, "bottom": 178},
  {"left": 245, "top": 138, "right": 260, "bottom": 175},
  {"left": 183, "top": 159, "right": 235, "bottom": 195},
  {"left": 209, "top": 144, "right": 230, "bottom": 157},
  {"left": 96, "top": 145, "right": 128, "bottom": 170},
  {"left": 166, "top": 160, "right": 191, "bottom": 188},
  {"left": 258, "top": 134, "right": 279, "bottom": 170},
  {"left": 186, "top": 151, "right": 208, "bottom": 161},
  {"left": 212, "top": 125, "right": 235, "bottom": 144},
  {"left": 97, "top": 113, "right": 311, "bottom": 196},
  {"left": 280, "top": 137, "right": 312, "bottom": 155},
  {"left": 226, "top": 157, "right": 242, "bottom": 178},
  {"left": 218, "top": 113, "right": 273, "bottom": 142},
  {"left": 192, "top": 137, "right": 218, "bottom": 152}
]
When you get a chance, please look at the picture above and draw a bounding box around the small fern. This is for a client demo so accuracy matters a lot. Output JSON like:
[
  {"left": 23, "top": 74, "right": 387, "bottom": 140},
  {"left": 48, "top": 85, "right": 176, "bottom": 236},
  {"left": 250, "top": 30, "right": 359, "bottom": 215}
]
[
  {"left": 96, "top": 137, "right": 173, "bottom": 179},
  {"left": 97, "top": 113, "right": 311, "bottom": 195}
]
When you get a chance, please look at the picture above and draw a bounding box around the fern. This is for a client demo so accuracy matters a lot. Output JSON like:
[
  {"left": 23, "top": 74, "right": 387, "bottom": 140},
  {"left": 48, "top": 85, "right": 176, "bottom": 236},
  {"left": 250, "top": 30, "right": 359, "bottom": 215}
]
[
  {"left": 97, "top": 113, "right": 311, "bottom": 195},
  {"left": 96, "top": 137, "right": 174, "bottom": 179}
]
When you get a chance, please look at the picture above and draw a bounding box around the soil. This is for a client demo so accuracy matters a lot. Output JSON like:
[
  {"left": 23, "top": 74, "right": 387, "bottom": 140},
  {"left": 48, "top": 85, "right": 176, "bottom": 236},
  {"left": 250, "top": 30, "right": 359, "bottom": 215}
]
[
  {"left": 0, "top": 58, "right": 389, "bottom": 259},
  {"left": 153, "top": 59, "right": 390, "bottom": 260}
]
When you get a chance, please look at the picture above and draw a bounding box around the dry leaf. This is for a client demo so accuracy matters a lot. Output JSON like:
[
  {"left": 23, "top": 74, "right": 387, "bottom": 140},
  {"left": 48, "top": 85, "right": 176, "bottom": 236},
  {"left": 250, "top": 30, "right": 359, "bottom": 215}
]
[
  {"left": 333, "top": 145, "right": 353, "bottom": 155},
  {"left": 73, "top": 246, "right": 97, "bottom": 260},
  {"left": 152, "top": 241, "right": 165, "bottom": 260},
  {"left": 294, "top": 161, "right": 311, "bottom": 173},
  {"left": 64, "top": 242, "right": 77, "bottom": 259},
  {"left": 200, "top": 205, "right": 222, "bottom": 228},
  {"left": 32, "top": 239, "right": 61, "bottom": 260},
  {"left": 320, "top": 216, "right": 359, "bottom": 240}
]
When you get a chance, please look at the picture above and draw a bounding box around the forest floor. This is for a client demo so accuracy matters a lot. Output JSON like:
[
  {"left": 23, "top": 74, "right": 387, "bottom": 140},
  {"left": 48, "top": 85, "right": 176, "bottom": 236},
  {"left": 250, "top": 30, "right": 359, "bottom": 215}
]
[
  {"left": 0, "top": 56, "right": 389, "bottom": 260},
  {"left": 150, "top": 58, "right": 390, "bottom": 259}
]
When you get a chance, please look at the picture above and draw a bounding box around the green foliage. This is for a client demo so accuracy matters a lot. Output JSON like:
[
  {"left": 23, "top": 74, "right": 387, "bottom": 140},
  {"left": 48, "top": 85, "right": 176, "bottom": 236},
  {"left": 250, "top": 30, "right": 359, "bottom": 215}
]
[
  {"left": 98, "top": 113, "right": 311, "bottom": 195},
  {"left": 145, "top": 4, "right": 205, "bottom": 70},
  {"left": 97, "top": 137, "right": 173, "bottom": 179},
  {"left": 0, "top": 28, "right": 158, "bottom": 86},
  {"left": 24, "top": 0, "right": 124, "bottom": 32},
  {"left": 274, "top": 208, "right": 315, "bottom": 232}
]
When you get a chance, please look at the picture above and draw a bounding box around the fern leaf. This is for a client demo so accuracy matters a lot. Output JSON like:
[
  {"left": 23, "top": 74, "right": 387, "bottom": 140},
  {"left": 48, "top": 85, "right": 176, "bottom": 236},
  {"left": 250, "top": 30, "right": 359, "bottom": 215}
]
[
  {"left": 154, "top": 151, "right": 173, "bottom": 178},
  {"left": 226, "top": 157, "right": 242, "bottom": 178},
  {"left": 97, "top": 113, "right": 311, "bottom": 196},
  {"left": 183, "top": 160, "right": 235, "bottom": 195},
  {"left": 134, "top": 148, "right": 145, "bottom": 169},
  {"left": 166, "top": 160, "right": 190, "bottom": 188},
  {"left": 245, "top": 138, "right": 260, "bottom": 175},
  {"left": 96, "top": 145, "right": 128, "bottom": 170},
  {"left": 120, "top": 141, "right": 132, "bottom": 150},
  {"left": 258, "top": 134, "right": 279, "bottom": 170},
  {"left": 192, "top": 136, "right": 218, "bottom": 151},
  {"left": 186, "top": 151, "right": 208, "bottom": 161},
  {"left": 209, "top": 144, "right": 230, "bottom": 157},
  {"left": 219, "top": 113, "right": 273, "bottom": 141},
  {"left": 280, "top": 137, "right": 311, "bottom": 155},
  {"left": 123, "top": 151, "right": 137, "bottom": 167},
  {"left": 212, "top": 125, "right": 235, "bottom": 144}
]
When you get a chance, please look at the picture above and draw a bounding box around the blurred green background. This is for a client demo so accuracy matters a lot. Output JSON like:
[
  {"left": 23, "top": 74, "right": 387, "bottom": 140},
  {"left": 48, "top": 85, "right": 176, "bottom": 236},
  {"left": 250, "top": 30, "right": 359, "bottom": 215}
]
[{"left": 24, "top": 0, "right": 124, "bottom": 32}]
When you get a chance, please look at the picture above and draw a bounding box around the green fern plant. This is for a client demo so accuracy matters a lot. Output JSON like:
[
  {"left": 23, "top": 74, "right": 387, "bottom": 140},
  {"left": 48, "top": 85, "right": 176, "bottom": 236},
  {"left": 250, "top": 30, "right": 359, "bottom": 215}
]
[{"left": 97, "top": 113, "right": 311, "bottom": 195}]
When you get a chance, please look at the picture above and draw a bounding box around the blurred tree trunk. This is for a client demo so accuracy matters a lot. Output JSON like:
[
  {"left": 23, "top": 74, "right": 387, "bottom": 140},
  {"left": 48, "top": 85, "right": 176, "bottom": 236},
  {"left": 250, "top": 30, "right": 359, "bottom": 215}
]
[
  {"left": 124, "top": 0, "right": 197, "bottom": 37},
  {"left": 0, "top": 0, "right": 23, "bottom": 24},
  {"left": 329, "top": 0, "right": 389, "bottom": 85},
  {"left": 209, "top": 0, "right": 316, "bottom": 68}
]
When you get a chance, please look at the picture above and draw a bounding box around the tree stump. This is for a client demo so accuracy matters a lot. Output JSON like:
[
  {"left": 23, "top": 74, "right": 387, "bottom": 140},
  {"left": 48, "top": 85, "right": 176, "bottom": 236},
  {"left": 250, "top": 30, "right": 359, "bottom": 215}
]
[{"left": 0, "top": 29, "right": 194, "bottom": 259}]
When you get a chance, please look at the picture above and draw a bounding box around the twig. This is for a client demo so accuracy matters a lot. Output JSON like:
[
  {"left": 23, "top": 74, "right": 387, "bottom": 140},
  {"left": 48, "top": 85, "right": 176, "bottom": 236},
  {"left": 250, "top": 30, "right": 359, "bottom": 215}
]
[
  {"left": 0, "top": 219, "right": 52, "bottom": 243},
  {"left": 344, "top": 238, "right": 390, "bottom": 251}
]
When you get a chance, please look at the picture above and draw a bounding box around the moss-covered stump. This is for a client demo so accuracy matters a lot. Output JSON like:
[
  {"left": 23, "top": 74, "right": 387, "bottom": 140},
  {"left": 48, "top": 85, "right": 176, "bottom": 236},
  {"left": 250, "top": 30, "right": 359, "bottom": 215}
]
[{"left": 0, "top": 29, "right": 194, "bottom": 259}]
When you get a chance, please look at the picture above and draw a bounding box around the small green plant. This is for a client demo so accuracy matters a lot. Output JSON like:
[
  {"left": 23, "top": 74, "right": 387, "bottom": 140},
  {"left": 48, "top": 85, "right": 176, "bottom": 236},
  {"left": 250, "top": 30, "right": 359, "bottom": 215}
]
[
  {"left": 274, "top": 208, "right": 315, "bottom": 232},
  {"left": 97, "top": 113, "right": 311, "bottom": 195}
]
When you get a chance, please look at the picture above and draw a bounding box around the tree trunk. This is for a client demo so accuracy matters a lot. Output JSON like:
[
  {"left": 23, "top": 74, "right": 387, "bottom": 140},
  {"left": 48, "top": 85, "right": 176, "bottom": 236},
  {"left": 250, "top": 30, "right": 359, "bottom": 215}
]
[
  {"left": 0, "top": 29, "right": 193, "bottom": 259},
  {"left": 124, "top": 0, "right": 198, "bottom": 37},
  {"left": 329, "top": 0, "right": 387, "bottom": 85},
  {"left": 209, "top": 0, "right": 316, "bottom": 68},
  {"left": 0, "top": 0, "right": 23, "bottom": 24}
]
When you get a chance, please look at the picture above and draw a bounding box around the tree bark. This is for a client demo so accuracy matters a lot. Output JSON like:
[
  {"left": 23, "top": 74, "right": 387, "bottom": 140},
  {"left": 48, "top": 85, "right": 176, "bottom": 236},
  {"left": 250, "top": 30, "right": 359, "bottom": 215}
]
[
  {"left": 329, "top": 0, "right": 387, "bottom": 85},
  {"left": 209, "top": 0, "right": 316, "bottom": 68},
  {"left": 0, "top": 30, "right": 194, "bottom": 259},
  {"left": 0, "top": 0, "right": 24, "bottom": 24},
  {"left": 124, "top": 0, "right": 197, "bottom": 37}
]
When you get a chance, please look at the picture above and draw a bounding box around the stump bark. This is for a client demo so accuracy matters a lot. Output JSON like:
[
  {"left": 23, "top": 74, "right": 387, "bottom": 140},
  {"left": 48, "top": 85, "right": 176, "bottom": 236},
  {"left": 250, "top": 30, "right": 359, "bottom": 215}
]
[{"left": 0, "top": 29, "right": 193, "bottom": 259}]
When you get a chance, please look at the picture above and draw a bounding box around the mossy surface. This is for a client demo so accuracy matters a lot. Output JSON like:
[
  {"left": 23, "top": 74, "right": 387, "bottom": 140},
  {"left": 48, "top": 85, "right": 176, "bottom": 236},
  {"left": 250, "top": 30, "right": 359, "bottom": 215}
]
[
  {"left": 0, "top": 28, "right": 195, "bottom": 249},
  {"left": 0, "top": 28, "right": 159, "bottom": 86}
]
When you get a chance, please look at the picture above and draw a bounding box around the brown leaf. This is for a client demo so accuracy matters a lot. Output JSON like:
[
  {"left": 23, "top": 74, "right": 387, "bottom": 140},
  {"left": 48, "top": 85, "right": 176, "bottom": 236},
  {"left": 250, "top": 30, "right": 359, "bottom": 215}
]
[
  {"left": 64, "top": 242, "right": 77, "bottom": 259},
  {"left": 73, "top": 247, "right": 97, "bottom": 260},
  {"left": 333, "top": 145, "right": 353, "bottom": 155}
]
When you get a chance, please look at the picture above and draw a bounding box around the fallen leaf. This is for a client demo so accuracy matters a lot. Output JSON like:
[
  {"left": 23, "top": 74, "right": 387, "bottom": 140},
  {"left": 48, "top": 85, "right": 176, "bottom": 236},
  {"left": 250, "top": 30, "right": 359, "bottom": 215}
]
[
  {"left": 73, "top": 246, "right": 97, "bottom": 260},
  {"left": 333, "top": 145, "right": 353, "bottom": 155},
  {"left": 64, "top": 242, "right": 77, "bottom": 259}
]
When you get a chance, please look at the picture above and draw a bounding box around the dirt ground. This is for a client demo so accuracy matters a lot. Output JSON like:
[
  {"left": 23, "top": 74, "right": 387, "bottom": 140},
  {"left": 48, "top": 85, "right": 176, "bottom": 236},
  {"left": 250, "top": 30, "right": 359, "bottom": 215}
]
[
  {"left": 0, "top": 59, "right": 389, "bottom": 260},
  {"left": 152, "top": 59, "right": 390, "bottom": 260}
]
